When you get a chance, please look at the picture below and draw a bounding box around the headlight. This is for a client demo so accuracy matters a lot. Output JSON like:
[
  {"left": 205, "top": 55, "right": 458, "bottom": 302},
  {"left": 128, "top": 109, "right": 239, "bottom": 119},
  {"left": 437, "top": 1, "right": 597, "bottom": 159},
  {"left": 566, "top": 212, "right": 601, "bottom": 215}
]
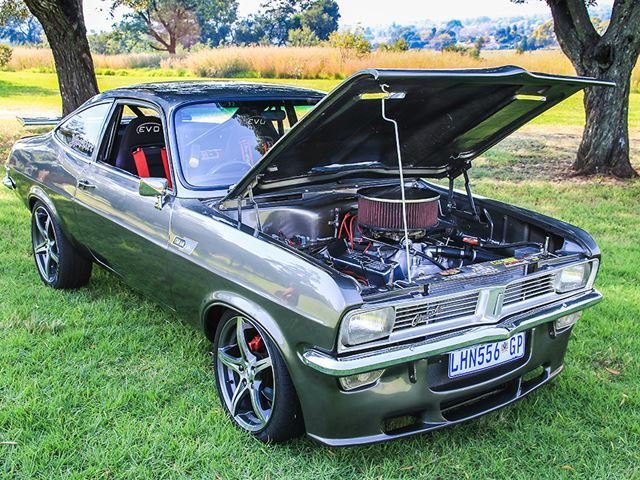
[
  {"left": 554, "top": 263, "right": 591, "bottom": 293},
  {"left": 340, "top": 307, "right": 395, "bottom": 347}
]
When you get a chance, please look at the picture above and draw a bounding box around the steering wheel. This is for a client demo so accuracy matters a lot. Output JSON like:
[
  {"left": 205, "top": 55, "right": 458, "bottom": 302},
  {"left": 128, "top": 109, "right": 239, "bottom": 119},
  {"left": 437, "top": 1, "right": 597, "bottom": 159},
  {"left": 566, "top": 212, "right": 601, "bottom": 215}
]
[{"left": 204, "top": 161, "right": 253, "bottom": 179}]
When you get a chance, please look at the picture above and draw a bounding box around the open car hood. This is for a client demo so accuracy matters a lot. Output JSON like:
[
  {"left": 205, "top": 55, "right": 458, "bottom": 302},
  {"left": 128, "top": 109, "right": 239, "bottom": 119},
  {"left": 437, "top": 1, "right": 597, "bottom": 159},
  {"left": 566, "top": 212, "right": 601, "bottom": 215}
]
[{"left": 225, "top": 66, "right": 613, "bottom": 199}]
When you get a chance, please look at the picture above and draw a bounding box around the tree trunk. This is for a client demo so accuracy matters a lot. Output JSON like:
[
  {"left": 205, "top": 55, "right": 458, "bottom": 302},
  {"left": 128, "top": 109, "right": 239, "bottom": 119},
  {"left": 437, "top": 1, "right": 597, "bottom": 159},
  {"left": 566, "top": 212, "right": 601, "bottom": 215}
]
[
  {"left": 22, "top": 0, "right": 99, "bottom": 115},
  {"left": 545, "top": 0, "right": 639, "bottom": 178},
  {"left": 576, "top": 62, "right": 637, "bottom": 177}
]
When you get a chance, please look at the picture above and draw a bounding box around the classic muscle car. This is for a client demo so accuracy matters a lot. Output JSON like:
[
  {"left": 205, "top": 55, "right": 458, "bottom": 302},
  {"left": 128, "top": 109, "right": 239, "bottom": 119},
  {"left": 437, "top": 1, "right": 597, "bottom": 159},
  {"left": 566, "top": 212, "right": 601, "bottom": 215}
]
[{"left": 4, "top": 67, "right": 606, "bottom": 446}]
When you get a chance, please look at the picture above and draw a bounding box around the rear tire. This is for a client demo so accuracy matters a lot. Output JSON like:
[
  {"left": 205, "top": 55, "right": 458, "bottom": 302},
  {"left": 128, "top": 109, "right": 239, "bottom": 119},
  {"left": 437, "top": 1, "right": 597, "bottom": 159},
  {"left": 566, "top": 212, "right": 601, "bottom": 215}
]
[
  {"left": 31, "top": 200, "right": 92, "bottom": 289},
  {"left": 213, "top": 311, "right": 304, "bottom": 443}
]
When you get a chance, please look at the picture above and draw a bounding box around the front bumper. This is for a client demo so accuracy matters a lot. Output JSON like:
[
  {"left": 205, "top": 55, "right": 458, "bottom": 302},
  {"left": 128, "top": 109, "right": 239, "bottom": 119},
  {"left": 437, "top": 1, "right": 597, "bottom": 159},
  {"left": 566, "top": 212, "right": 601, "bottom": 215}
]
[{"left": 297, "top": 290, "right": 602, "bottom": 446}]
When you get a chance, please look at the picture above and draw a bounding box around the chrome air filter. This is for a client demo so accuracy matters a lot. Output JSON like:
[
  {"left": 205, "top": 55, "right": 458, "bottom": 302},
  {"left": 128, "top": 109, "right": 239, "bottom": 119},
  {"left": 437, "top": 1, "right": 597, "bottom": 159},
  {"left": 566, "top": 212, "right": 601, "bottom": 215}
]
[{"left": 358, "top": 186, "right": 440, "bottom": 235}]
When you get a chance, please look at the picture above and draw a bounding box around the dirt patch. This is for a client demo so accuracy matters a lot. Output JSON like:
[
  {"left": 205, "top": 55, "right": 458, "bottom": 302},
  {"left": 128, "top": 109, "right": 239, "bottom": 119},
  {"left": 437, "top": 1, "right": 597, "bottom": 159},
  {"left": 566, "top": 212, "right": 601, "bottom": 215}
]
[{"left": 474, "top": 125, "right": 640, "bottom": 184}]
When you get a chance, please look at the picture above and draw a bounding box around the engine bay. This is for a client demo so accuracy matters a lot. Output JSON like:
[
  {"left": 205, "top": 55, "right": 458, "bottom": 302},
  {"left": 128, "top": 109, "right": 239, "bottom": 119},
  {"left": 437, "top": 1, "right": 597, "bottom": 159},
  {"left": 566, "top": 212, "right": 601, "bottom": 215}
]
[{"left": 228, "top": 181, "right": 571, "bottom": 295}]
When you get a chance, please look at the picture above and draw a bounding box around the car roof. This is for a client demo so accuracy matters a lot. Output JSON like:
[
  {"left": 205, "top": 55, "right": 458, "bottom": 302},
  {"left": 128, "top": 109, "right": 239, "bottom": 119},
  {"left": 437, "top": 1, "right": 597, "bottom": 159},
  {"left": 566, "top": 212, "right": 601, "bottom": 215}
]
[{"left": 93, "top": 81, "right": 326, "bottom": 109}]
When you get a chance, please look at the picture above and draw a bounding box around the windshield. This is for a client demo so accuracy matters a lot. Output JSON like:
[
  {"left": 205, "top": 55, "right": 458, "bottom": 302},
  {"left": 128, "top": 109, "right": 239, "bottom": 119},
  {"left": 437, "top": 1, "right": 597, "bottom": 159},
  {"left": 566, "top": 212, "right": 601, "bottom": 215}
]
[{"left": 175, "top": 100, "right": 318, "bottom": 189}]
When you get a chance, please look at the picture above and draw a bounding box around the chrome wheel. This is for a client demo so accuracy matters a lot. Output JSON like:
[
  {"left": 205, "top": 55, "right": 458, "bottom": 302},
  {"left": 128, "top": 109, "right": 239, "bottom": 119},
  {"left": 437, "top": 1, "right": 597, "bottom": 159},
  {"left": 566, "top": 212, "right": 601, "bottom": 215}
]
[
  {"left": 32, "top": 205, "right": 59, "bottom": 283},
  {"left": 216, "top": 316, "right": 275, "bottom": 432}
]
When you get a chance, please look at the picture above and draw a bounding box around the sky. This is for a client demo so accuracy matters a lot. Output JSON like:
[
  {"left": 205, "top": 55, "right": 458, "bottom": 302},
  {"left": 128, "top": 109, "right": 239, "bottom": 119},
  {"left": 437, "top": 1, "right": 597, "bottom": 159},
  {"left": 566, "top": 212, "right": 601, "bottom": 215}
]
[{"left": 82, "top": 0, "right": 609, "bottom": 33}]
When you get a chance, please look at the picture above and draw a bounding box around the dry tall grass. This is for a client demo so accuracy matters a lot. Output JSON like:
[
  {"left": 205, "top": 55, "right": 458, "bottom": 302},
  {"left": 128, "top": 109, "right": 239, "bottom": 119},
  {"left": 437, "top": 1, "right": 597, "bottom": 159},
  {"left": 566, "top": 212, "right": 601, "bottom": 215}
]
[
  {"left": 5, "top": 46, "right": 640, "bottom": 90},
  {"left": 7, "top": 47, "right": 166, "bottom": 71},
  {"left": 7, "top": 47, "right": 54, "bottom": 70}
]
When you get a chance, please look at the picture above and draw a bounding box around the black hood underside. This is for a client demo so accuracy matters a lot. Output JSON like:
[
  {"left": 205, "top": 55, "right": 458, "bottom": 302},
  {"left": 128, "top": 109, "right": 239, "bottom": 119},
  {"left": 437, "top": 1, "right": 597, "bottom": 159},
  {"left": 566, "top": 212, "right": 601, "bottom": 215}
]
[{"left": 226, "top": 66, "right": 613, "bottom": 199}]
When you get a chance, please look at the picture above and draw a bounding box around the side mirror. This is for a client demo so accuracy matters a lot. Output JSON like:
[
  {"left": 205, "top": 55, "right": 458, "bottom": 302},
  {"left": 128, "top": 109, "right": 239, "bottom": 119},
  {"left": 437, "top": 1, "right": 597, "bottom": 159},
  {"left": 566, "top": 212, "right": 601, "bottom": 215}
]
[{"left": 139, "top": 177, "right": 168, "bottom": 210}]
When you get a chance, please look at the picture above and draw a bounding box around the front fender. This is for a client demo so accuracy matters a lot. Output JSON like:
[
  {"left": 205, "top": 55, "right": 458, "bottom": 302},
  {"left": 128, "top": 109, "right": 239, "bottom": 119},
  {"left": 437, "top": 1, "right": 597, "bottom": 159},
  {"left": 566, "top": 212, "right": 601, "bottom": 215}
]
[{"left": 201, "top": 292, "right": 289, "bottom": 347}]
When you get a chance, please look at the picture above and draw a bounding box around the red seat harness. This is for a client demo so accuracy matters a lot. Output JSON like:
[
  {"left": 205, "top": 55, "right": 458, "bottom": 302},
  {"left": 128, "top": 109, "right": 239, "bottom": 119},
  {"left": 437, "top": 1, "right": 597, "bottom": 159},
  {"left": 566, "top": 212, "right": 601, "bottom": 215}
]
[{"left": 132, "top": 147, "right": 172, "bottom": 188}]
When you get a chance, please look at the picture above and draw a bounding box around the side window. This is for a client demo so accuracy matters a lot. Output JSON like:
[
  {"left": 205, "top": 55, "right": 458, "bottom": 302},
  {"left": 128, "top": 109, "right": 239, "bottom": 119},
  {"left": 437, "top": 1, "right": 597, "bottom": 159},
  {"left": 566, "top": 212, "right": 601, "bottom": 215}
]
[
  {"left": 55, "top": 103, "right": 111, "bottom": 157},
  {"left": 121, "top": 105, "right": 159, "bottom": 120},
  {"left": 99, "top": 102, "right": 172, "bottom": 187}
]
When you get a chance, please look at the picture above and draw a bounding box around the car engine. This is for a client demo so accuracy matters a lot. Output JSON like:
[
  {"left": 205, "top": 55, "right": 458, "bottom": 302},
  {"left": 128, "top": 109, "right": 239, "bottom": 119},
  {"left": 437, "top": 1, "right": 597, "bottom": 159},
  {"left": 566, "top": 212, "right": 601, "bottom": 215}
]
[{"left": 245, "top": 183, "right": 549, "bottom": 293}]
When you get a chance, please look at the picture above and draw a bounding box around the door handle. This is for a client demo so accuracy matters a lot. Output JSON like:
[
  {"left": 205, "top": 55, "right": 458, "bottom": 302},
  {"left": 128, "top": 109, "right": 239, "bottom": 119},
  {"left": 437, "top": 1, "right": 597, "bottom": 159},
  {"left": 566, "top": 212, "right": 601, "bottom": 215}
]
[{"left": 78, "top": 179, "right": 96, "bottom": 190}]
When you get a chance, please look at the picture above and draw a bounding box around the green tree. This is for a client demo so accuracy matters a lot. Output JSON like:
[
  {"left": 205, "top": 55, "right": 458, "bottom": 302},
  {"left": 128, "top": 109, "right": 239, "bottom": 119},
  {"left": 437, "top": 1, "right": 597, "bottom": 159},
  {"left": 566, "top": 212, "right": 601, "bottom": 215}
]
[
  {"left": 234, "top": 0, "right": 339, "bottom": 46},
  {"left": 295, "top": 0, "right": 339, "bottom": 41},
  {"left": 328, "top": 29, "right": 371, "bottom": 58},
  {"left": 0, "top": 0, "right": 98, "bottom": 114},
  {"left": 259, "top": 0, "right": 300, "bottom": 45},
  {"left": 378, "top": 37, "right": 409, "bottom": 52},
  {"left": 471, "top": 36, "right": 486, "bottom": 58},
  {"left": 115, "top": 0, "right": 201, "bottom": 54},
  {"left": 88, "top": 25, "right": 151, "bottom": 54},
  {"left": 529, "top": 19, "right": 556, "bottom": 49},
  {"left": 287, "top": 25, "right": 320, "bottom": 46},
  {"left": 0, "top": 15, "right": 42, "bottom": 44},
  {"left": 194, "top": 0, "right": 237, "bottom": 47},
  {"left": 515, "top": 0, "right": 639, "bottom": 177}
]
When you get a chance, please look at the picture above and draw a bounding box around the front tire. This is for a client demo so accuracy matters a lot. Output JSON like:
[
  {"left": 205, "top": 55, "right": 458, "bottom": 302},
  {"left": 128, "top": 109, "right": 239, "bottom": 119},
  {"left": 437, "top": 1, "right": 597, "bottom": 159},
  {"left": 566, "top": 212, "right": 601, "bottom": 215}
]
[
  {"left": 213, "top": 311, "right": 304, "bottom": 443},
  {"left": 31, "top": 201, "right": 92, "bottom": 289}
]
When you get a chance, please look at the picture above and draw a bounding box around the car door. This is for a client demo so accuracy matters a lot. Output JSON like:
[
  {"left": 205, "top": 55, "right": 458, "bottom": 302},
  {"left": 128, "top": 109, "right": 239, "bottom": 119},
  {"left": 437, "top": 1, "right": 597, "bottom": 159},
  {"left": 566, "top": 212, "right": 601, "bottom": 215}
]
[
  {"left": 49, "top": 102, "right": 113, "bottom": 240},
  {"left": 72, "top": 100, "right": 174, "bottom": 305}
]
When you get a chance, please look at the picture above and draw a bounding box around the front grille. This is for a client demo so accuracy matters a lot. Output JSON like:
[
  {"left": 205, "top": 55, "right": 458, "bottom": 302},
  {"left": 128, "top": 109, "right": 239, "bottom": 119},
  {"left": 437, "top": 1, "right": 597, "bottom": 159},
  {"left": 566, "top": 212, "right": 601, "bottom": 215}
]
[
  {"left": 503, "top": 273, "right": 555, "bottom": 306},
  {"left": 393, "top": 291, "right": 480, "bottom": 331}
]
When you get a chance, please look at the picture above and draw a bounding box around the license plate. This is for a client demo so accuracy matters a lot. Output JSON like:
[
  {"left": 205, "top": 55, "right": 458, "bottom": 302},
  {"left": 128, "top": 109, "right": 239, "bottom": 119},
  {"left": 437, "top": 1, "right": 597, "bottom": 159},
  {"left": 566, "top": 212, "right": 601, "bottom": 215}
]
[{"left": 448, "top": 333, "right": 526, "bottom": 378}]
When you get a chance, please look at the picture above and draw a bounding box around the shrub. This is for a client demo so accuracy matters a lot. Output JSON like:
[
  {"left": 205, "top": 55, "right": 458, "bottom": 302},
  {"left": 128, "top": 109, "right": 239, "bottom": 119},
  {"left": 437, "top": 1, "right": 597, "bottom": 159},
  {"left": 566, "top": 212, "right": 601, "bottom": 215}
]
[
  {"left": 327, "top": 30, "right": 371, "bottom": 58},
  {"left": 288, "top": 27, "right": 321, "bottom": 47},
  {"left": 0, "top": 45, "right": 12, "bottom": 68},
  {"left": 378, "top": 38, "right": 409, "bottom": 52}
]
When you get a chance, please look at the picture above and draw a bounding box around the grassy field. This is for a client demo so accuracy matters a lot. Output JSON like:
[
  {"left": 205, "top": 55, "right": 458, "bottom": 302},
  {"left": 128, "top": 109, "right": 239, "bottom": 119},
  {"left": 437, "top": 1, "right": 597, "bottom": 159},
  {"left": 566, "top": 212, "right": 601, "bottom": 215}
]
[
  {"left": 5, "top": 47, "right": 640, "bottom": 92},
  {"left": 1, "top": 72, "right": 640, "bottom": 479}
]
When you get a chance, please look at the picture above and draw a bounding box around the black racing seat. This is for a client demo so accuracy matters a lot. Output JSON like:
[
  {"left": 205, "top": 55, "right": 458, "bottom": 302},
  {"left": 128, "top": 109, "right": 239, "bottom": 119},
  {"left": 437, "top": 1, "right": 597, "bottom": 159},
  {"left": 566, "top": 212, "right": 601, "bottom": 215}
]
[{"left": 115, "top": 116, "right": 171, "bottom": 187}]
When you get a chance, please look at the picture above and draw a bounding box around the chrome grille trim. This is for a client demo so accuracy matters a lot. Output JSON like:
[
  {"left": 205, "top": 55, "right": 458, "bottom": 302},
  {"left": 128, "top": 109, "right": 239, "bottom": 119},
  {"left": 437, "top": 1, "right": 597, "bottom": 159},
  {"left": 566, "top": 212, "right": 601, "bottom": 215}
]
[
  {"left": 393, "top": 291, "right": 480, "bottom": 331},
  {"left": 503, "top": 273, "right": 555, "bottom": 305}
]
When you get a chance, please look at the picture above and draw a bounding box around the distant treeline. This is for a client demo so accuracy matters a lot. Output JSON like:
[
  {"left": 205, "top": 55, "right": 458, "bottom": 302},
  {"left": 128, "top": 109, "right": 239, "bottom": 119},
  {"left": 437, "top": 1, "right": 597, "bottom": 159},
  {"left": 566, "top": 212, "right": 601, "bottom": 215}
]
[{"left": 0, "top": 1, "right": 613, "bottom": 55}]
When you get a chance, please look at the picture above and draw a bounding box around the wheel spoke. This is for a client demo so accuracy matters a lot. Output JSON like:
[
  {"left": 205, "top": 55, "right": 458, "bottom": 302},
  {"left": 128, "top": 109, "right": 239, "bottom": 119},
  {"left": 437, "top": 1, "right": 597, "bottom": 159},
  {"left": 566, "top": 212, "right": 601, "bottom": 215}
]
[
  {"left": 254, "top": 356, "right": 272, "bottom": 376},
  {"left": 235, "top": 317, "right": 254, "bottom": 361},
  {"left": 49, "top": 246, "right": 59, "bottom": 264},
  {"left": 42, "top": 251, "right": 50, "bottom": 278},
  {"left": 249, "top": 381, "right": 268, "bottom": 426},
  {"left": 230, "top": 381, "right": 248, "bottom": 416},
  {"left": 261, "top": 386, "right": 274, "bottom": 404},
  {"left": 44, "top": 216, "right": 52, "bottom": 238},
  {"left": 34, "top": 241, "right": 48, "bottom": 256},
  {"left": 35, "top": 212, "right": 48, "bottom": 240},
  {"left": 217, "top": 347, "right": 243, "bottom": 375}
]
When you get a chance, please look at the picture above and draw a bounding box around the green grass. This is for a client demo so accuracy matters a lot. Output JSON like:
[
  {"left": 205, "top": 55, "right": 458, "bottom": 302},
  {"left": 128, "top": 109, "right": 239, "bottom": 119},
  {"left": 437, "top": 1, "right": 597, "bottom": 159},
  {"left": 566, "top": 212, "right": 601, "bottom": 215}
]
[{"left": 1, "top": 71, "right": 640, "bottom": 479}]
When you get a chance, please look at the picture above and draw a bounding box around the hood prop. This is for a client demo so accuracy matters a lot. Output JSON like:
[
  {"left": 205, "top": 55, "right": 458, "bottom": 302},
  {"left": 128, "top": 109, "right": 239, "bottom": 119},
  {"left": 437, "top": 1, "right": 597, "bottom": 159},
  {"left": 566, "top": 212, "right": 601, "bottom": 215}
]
[
  {"left": 446, "top": 163, "right": 479, "bottom": 221},
  {"left": 380, "top": 83, "right": 413, "bottom": 283}
]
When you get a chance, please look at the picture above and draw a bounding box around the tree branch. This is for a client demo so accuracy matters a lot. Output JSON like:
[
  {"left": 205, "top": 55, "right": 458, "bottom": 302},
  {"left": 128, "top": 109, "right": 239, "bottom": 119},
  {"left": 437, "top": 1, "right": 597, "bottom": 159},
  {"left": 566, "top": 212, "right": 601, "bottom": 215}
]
[
  {"left": 545, "top": 0, "right": 585, "bottom": 68},
  {"left": 602, "top": 0, "right": 640, "bottom": 57},
  {"left": 565, "top": 0, "right": 600, "bottom": 45}
]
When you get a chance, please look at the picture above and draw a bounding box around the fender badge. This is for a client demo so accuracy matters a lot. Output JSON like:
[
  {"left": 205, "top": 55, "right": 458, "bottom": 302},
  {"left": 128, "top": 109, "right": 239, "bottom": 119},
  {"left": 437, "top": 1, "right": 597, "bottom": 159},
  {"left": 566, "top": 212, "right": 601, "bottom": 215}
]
[{"left": 170, "top": 233, "right": 198, "bottom": 255}]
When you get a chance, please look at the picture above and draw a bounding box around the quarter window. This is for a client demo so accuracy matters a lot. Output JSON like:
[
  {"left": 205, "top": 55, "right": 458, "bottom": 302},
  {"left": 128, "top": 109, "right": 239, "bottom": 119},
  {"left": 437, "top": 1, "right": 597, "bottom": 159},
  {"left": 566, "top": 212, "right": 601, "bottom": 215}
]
[{"left": 55, "top": 103, "right": 111, "bottom": 157}]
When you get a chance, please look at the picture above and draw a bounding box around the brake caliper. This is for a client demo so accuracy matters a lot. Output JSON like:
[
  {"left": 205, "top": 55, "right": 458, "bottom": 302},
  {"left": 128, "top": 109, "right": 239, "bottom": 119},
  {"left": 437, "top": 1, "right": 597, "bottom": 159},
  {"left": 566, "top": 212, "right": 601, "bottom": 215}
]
[{"left": 248, "top": 334, "right": 264, "bottom": 353}]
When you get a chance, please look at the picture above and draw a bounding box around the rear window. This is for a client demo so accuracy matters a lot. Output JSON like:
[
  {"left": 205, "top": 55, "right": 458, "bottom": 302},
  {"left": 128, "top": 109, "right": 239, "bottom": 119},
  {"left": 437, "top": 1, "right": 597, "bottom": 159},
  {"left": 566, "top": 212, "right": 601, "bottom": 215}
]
[{"left": 55, "top": 103, "right": 111, "bottom": 157}]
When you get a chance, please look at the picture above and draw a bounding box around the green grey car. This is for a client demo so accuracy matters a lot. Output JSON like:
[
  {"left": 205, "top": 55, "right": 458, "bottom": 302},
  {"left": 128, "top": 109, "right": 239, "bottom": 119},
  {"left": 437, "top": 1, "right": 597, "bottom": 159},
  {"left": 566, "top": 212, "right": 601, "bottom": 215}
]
[{"left": 3, "top": 67, "right": 607, "bottom": 446}]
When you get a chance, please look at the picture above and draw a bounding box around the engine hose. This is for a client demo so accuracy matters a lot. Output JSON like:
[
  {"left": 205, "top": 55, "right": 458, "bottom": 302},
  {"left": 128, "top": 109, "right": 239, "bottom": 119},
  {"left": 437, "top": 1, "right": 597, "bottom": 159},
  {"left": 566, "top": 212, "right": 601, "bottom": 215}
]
[
  {"left": 426, "top": 246, "right": 501, "bottom": 263},
  {"left": 410, "top": 249, "right": 447, "bottom": 270}
]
